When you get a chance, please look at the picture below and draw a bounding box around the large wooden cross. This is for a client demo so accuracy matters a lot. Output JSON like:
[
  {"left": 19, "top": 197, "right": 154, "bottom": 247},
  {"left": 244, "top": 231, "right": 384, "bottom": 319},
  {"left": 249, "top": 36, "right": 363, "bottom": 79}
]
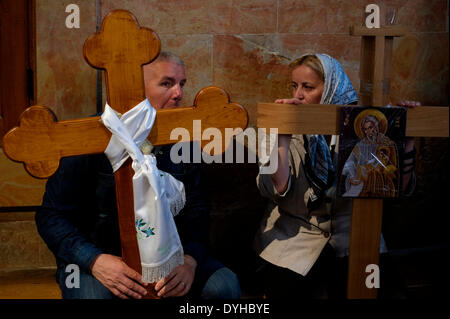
[
  {"left": 258, "top": 25, "right": 448, "bottom": 298},
  {"left": 2, "top": 10, "right": 248, "bottom": 299}
]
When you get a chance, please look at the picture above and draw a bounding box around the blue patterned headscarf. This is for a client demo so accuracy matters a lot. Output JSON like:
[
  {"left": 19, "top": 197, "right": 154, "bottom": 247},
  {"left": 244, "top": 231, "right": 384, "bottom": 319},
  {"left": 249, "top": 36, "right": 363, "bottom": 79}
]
[
  {"left": 302, "top": 53, "right": 358, "bottom": 190},
  {"left": 316, "top": 53, "right": 358, "bottom": 105}
]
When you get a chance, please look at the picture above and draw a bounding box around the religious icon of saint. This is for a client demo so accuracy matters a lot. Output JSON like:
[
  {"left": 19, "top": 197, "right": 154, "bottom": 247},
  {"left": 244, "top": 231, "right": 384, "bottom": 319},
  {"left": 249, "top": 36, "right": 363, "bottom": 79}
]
[{"left": 337, "top": 107, "right": 406, "bottom": 198}]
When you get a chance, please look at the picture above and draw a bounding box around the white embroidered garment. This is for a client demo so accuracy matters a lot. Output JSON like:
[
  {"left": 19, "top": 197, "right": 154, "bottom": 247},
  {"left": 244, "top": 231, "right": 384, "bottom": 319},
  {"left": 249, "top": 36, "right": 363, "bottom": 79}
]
[{"left": 101, "top": 99, "right": 185, "bottom": 283}]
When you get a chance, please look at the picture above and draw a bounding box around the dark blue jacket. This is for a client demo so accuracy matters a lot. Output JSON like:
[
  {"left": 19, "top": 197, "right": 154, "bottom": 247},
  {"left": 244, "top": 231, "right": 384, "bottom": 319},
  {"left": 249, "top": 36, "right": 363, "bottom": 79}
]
[{"left": 35, "top": 144, "right": 213, "bottom": 277}]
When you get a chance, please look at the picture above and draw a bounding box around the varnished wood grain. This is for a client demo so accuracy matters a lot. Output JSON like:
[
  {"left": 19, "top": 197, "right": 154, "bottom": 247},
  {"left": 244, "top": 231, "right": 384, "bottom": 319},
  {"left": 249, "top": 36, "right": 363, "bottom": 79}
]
[
  {"left": 149, "top": 86, "right": 248, "bottom": 151},
  {"left": 405, "top": 106, "right": 449, "bottom": 137},
  {"left": 83, "top": 9, "right": 161, "bottom": 299},
  {"left": 257, "top": 103, "right": 449, "bottom": 137},
  {"left": 257, "top": 103, "right": 340, "bottom": 135},
  {"left": 83, "top": 10, "right": 161, "bottom": 112},
  {"left": 372, "top": 35, "right": 386, "bottom": 106},
  {"left": 0, "top": 269, "right": 61, "bottom": 299},
  {"left": 358, "top": 36, "right": 375, "bottom": 106},
  {"left": 2, "top": 106, "right": 110, "bottom": 178},
  {"left": 347, "top": 24, "right": 405, "bottom": 299},
  {"left": 346, "top": 198, "right": 383, "bottom": 299},
  {"left": 353, "top": 24, "right": 405, "bottom": 110}
]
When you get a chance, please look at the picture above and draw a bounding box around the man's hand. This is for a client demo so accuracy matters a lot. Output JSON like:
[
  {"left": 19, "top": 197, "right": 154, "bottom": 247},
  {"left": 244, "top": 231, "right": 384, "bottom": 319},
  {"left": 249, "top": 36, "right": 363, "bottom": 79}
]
[
  {"left": 154, "top": 254, "right": 197, "bottom": 298},
  {"left": 90, "top": 254, "right": 149, "bottom": 299}
]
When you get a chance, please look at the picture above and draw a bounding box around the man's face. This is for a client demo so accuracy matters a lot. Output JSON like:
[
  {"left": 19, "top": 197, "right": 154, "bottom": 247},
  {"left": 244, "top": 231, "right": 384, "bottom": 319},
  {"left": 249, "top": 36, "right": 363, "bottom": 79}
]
[
  {"left": 363, "top": 120, "right": 378, "bottom": 143},
  {"left": 143, "top": 60, "right": 186, "bottom": 110}
]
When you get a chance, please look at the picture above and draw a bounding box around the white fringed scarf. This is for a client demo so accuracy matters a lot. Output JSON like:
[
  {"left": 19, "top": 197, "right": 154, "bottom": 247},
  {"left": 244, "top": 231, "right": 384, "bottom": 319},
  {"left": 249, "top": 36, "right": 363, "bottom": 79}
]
[{"left": 101, "top": 99, "right": 185, "bottom": 283}]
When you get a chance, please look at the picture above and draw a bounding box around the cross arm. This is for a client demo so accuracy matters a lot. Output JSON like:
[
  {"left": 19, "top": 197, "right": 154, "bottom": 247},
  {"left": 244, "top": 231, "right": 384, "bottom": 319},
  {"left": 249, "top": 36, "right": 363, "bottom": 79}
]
[
  {"left": 257, "top": 103, "right": 449, "bottom": 137},
  {"left": 1, "top": 106, "right": 110, "bottom": 178},
  {"left": 2, "top": 86, "right": 248, "bottom": 178}
]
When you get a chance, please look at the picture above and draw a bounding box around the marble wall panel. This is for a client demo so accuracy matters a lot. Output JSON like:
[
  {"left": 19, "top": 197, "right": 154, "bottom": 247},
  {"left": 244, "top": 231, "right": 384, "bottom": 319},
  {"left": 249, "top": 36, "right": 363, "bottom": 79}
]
[
  {"left": 278, "top": 0, "right": 330, "bottom": 33},
  {"left": 0, "top": 221, "right": 56, "bottom": 270},
  {"left": 36, "top": 0, "right": 97, "bottom": 120},
  {"left": 0, "top": 149, "right": 46, "bottom": 207},
  {"left": 0, "top": 213, "right": 56, "bottom": 271},
  {"left": 101, "top": 0, "right": 218, "bottom": 34},
  {"left": 219, "top": 0, "right": 278, "bottom": 34},
  {"left": 278, "top": 0, "right": 391, "bottom": 34},
  {"left": 0, "top": 221, "right": 40, "bottom": 269},
  {"left": 391, "top": 33, "right": 449, "bottom": 105},
  {"left": 213, "top": 35, "right": 291, "bottom": 127},
  {"left": 100, "top": 0, "right": 277, "bottom": 35},
  {"left": 279, "top": 0, "right": 448, "bottom": 34},
  {"left": 395, "top": 0, "right": 448, "bottom": 32}
]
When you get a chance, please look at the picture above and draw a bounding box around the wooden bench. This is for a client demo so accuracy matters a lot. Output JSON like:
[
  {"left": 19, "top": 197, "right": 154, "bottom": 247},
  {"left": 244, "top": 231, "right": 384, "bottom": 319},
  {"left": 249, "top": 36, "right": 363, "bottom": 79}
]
[{"left": 0, "top": 268, "right": 61, "bottom": 299}]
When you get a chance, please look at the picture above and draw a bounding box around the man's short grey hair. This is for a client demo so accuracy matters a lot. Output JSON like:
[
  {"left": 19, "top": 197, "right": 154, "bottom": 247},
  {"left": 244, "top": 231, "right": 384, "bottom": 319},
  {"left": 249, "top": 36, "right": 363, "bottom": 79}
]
[{"left": 154, "top": 51, "right": 185, "bottom": 67}]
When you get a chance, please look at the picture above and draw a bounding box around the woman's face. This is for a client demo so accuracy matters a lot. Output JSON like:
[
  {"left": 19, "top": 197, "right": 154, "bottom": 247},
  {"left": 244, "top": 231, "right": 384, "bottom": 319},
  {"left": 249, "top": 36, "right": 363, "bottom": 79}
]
[{"left": 291, "top": 64, "right": 324, "bottom": 104}]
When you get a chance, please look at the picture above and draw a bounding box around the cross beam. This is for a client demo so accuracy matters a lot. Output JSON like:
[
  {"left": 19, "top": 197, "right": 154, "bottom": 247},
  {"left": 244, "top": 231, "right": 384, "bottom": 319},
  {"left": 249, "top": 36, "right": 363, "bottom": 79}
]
[
  {"left": 350, "top": 25, "right": 407, "bottom": 107},
  {"left": 2, "top": 86, "right": 247, "bottom": 179},
  {"left": 258, "top": 103, "right": 449, "bottom": 137}
]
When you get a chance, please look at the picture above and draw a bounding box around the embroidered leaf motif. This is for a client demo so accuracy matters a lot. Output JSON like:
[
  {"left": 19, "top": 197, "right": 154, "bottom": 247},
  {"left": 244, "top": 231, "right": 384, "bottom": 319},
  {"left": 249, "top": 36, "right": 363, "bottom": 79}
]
[
  {"left": 136, "top": 219, "right": 146, "bottom": 228},
  {"left": 143, "top": 227, "right": 155, "bottom": 236},
  {"left": 135, "top": 218, "right": 156, "bottom": 238}
]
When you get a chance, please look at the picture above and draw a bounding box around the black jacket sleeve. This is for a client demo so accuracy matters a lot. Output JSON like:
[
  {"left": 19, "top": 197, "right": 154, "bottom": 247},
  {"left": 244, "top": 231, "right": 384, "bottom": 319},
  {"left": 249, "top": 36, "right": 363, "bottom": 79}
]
[{"left": 35, "top": 156, "right": 105, "bottom": 273}]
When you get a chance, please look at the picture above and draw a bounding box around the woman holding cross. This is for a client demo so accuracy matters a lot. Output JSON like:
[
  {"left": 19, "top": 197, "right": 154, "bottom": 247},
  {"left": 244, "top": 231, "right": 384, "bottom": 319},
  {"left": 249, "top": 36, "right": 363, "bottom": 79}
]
[{"left": 253, "top": 53, "right": 417, "bottom": 298}]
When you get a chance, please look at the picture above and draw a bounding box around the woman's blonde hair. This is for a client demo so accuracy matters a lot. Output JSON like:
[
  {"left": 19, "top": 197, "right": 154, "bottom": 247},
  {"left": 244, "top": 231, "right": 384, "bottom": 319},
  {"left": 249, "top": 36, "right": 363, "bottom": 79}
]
[{"left": 289, "top": 55, "right": 325, "bottom": 83}]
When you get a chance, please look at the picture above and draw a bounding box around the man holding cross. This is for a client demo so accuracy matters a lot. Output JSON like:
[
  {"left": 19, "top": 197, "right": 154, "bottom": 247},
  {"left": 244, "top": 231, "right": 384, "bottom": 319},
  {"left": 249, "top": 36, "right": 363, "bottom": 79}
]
[{"left": 35, "top": 52, "right": 241, "bottom": 299}]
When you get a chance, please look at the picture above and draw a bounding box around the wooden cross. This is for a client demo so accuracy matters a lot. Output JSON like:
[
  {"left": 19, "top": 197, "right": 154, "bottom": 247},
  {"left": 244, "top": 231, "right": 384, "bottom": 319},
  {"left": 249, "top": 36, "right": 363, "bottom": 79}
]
[
  {"left": 2, "top": 10, "right": 248, "bottom": 299},
  {"left": 257, "top": 25, "right": 448, "bottom": 298}
]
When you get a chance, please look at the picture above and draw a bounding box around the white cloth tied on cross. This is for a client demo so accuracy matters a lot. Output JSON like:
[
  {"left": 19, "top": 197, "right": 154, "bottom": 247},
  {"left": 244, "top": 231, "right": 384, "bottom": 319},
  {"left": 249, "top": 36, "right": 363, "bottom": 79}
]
[{"left": 101, "top": 99, "right": 185, "bottom": 283}]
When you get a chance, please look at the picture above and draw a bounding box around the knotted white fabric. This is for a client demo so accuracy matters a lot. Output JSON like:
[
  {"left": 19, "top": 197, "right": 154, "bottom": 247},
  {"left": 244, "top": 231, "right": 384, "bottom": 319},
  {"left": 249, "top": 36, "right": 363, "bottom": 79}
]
[{"left": 101, "top": 99, "right": 185, "bottom": 283}]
